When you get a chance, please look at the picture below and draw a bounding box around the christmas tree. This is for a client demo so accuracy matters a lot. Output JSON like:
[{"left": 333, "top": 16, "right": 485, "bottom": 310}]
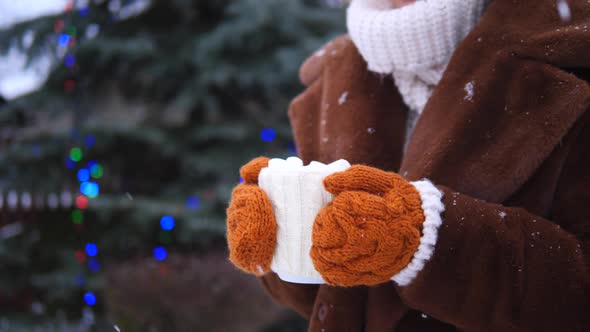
[{"left": 0, "top": 0, "right": 344, "bottom": 330}]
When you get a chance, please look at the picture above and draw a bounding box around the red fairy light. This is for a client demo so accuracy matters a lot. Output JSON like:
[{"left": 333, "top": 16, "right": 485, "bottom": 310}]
[
  {"left": 75, "top": 250, "right": 87, "bottom": 263},
  {"left": 76, "top": 195, "right": 88, "bottom": 209},
  {"left": 64, "top": 79, "right": 76, "bottom": 93},
  {"left": 54, "top": 19, "right": 65, "bottom": 33}
]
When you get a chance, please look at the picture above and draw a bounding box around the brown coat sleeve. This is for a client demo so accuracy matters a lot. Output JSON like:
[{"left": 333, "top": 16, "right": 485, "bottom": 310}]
[
  {"left": 257, "top": 273, "right": 319, "bottom": 319},
  {"left": 397, "top": 115, "right": 590, "bottom": 332}
]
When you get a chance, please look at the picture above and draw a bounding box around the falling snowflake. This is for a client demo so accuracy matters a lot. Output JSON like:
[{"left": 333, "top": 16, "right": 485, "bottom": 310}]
[
  {"left": 464, "top": 81, "right": 475, "bottom": 101},
  {"left": 498, "top": 211, "right": 507, "bottom": 219},
  {"left": 557, "top": 0, "right": 571, "bottom": 22},
  {"left": 85, "top": 23, "right": 100, "bottom": 40},
  {"left": 315, "top": 49, "right": 326, "bottom": 57},
  {"left": 367, "top": 128, "right": 376, "bottom": 134},
  {"left": 338, "top": 91, "right": 349, "bottom": 105}
]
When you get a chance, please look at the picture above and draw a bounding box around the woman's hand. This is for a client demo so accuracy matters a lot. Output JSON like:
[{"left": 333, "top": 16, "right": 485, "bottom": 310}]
[
  {"left": 310, "top": 165, "right": 425, "bottom": 286},
  {"left": 226, "top": 157, "right": 277, "bottom": 275}
]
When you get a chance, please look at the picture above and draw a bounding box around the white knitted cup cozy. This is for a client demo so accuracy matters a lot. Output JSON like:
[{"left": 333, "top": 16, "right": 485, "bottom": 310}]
[
  {"left": 258, "top": 157, "right": 351, "bottom": 284},
  {"left": 347, "top": 0, "right": 489, "bottom": 119}
]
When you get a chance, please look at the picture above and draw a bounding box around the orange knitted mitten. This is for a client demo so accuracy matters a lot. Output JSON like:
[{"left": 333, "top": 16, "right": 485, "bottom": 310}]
[
  {"left": 310, "top": 165, "right": 425, "bottom": 287},
  {"left": 226, "top": 157, "right": 277, "bottom": 275}
]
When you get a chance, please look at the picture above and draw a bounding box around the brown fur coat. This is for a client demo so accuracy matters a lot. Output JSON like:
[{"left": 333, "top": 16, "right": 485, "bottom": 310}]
[{"left": 259, "top": 0, "right": 590, "bottom": 331}]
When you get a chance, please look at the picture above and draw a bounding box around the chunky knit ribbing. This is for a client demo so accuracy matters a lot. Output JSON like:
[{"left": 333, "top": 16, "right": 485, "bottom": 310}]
[{"left": 347, "top": 0, "right": 488, "bottom": 119}]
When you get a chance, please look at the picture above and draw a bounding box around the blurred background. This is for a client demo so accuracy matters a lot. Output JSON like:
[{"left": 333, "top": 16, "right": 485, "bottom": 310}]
[{"left": 0, "top": 0, "right": 345, "bottom": 330}]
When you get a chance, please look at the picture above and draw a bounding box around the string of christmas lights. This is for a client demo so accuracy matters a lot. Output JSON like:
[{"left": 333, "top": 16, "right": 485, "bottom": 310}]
[
  {"left": 1, "top": 0, "right": 295, "bottom": 324},
  {"left": 53, "top": 1, "right": 209, "bottom": 311},
  {"left": 57, "top": 0, "right": 107, "bottom": 311}
]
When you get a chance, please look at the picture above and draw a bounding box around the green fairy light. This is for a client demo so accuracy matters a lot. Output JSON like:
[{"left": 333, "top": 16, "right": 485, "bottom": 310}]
[
  {"left": 67, "top": 26, "right": 77, "bottom": 36},
  {"left": 72, "top": 209, "right": 84, "bottom": 224},
  {"left": 70, "top": 147, "right": 82, "bottom": 162},
  {"left": 90, "top": 164, "right": 103, "bottom": 179}
]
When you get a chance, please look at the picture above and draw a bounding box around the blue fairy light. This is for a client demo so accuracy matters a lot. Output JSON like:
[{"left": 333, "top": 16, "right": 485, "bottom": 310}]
[
  {"left": 84, "top": 134, "right": 95, "bottom": 147},
  {"left": 260, "top": 128, "right": 276, "bottom": 142},
  {"left": 84, "top": 292, "right": 96, "bottom": 306},
  {"left": 85, "top": 243, "right": 98, "bottom": 257},
  {"left": 87, "top": 160, "right": 97, "bottom": 168},
  {"left": 80, "top": 182, "right": 99, "bottom": 198},
  {"left": 77, "top": 169, "right": 90, "bottom": 182},
  {"left": 79, "top": 7, "right": 89, "bottom": 17},
  {"left": 239, "top": 177, "right": 244, "bottom": 184},
  {"left": 88, "top": 259, "right": 100, "bottom": 272},
  {"left": 65, "top": 157, "right": 76, "bottom": 169},
  {"left": 160, "top": 216, "right": 175, "bottom": 231},
  {"left": 185, "top": 196, "right": 200, "bottom": 210},
  {"left": 58, "top": 34, "right": 70, "bottom": 47},
  {"left": 153, "top": 247, "right": 167, "bottom": 261},
  {"left": 64, "top": 54, "right": 75, "bottom": 67}
]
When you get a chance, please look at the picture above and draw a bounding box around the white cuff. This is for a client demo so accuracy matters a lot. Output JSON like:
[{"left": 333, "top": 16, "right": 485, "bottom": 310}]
[{"left": 392, "top": 179, "right": 445, "bottom": 286}]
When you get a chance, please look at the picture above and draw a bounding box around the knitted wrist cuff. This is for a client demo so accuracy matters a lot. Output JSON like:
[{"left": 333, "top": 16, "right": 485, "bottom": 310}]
[{"left": 392, "top": 179, "right": 445, "bottom": 286}]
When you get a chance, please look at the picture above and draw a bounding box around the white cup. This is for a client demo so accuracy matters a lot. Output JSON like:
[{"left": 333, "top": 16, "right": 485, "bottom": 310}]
[{"left": 258, "top": 157, "right": 351, "bottom": 284}]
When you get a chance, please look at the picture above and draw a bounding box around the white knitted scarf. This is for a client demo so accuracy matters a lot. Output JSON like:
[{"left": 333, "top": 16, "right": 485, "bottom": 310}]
[{"left": 347, "top": 0, "right": 489, "bottom": 137}]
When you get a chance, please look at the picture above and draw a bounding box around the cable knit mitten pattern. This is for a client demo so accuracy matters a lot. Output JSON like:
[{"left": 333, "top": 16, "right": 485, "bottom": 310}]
[
  {"left": 226, "top": 157, "right": 278, "bottom": 275},
  {"left": 310, "top": 165, "right": 425, "bottom": 286}
]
